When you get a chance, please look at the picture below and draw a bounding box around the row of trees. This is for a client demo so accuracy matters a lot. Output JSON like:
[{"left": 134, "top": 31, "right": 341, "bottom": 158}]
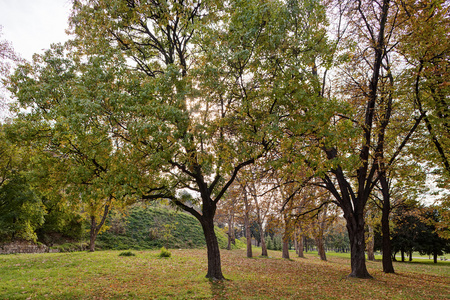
[{"left": 1, "top": 0, "right": 449, "bottom": 280}]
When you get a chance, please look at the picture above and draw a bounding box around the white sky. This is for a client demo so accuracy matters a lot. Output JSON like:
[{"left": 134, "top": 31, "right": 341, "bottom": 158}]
[{"left": 0, "top": 0, "right": 72, "bottom": 61}]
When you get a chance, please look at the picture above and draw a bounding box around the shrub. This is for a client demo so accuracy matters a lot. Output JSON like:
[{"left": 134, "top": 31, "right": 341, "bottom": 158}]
[
  {"left": 119, "top": 251, "right": 136, "bottom": 257},
  {"left": 159, "top": 246, "right": 171, "bottom": 258}
]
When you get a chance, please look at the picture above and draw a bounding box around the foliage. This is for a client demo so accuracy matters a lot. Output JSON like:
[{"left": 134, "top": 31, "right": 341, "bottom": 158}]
[
  {"left": 390, "top": 204, "right": 450, "bottom": 263},
  {"left": 158, "top": 247, "right": 171, "bottom": 258},
  {"left": 0, "top": 174, "right": 46, "bottom": 242}
]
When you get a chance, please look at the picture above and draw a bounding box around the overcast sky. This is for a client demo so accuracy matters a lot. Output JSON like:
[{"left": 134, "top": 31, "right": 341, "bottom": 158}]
[{"left": 0, "top": 0, "right": 72, "bottom": 61}]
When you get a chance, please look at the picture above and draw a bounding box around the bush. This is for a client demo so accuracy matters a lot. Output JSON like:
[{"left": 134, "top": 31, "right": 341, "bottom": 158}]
[
  {"left": 159, "top": 246, "right": 171, "bottom": 258},
  {"left": 119, "top": 251, "right": 136, "bottom": 257}
]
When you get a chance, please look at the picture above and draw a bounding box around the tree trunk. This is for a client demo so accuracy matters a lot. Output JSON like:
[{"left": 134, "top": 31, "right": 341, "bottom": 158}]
[
  {"left": 401, "top": 249, "right": 405, "bottom": 262},
  {"left": 409, "top": 250, "right": 412, "bottom": 262},
  {"left": 226, "top": 214, "right": 233, "bottom": 250},
  {"left": 88, "top": 202, "right": 110, "bottom": 252},
  {"left": 346, "top": 214, "right": 372, "bottom": 279},
  {"left": 259, "top": 221, "right": 268, "bottom": 256},
  {"left": 392, "top": 251, "right": 397, "bottom": 261},
  {"left": 298, "top": 235, "right": 304, "bottom": 258},
  {"left": 316, "top": 236, "right": 327, "bottom": 261},
  {"left": 245, "top": 224, "right": 252, "bottom": 258},
  {"left": 282, "top": 236, "right": 290, "bottom": 259},
  {"left": 367, "top": 224, "right": 375, "bottom": 261},
  {"left": 380, "top": 176, "right": 395, "bottom": 273},
  {"left": 89, "top": 216, "right": 97, "bottom": 252},
  {"left": 433, "top": 252, "right": 437, "bottom": 264},
  {"left": 243, "top": 188, "right": 252, "bottom": 258},
  {"left": 201, "top": 217, "right": 224, "bottom": 280}
]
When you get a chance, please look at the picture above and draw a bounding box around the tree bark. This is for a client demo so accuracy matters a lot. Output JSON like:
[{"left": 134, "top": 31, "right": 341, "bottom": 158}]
[
  {"left": 259, "top": 221, "right": 268, "bottom": 257},
  {"left": 226, "top": 213, "right": 234, "bottom": 250},
  {"left": 316, "top": 236, "right": 327, "bottom": 261},
  {"left": 89, "top": 216, "right": 97, "bottom": 252},
  {"left": 89, "top": 202, "right": 110, "bottom": 252},
  {"left": 298, "top": 235, "right": 304, "bottom": 258},
  {"left": 200, "top": 216, "right": 224, "bottom": 280},
  {"left": 243, "top": 187, "right": 252, "bottom": 258},
  {"left": 380, "top": 178, "right": 395, "bottom": 272},
  {"left": 367, "top": 223, "right": 375, "bottom": 261},
  {"left": 346, "top": 212, "right": 372, "bottom": 278},
  {"left": 282, "top": 240, "right": 290, "bottom": 259}
]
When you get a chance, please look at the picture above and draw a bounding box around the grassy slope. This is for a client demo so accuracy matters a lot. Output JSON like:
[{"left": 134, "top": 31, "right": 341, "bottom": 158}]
[
  {"left": 97, "top": 205, "right": 235, "bottom": 250},
  {"left": 0, "top": 249, "right": 448, "bottom": 299}
]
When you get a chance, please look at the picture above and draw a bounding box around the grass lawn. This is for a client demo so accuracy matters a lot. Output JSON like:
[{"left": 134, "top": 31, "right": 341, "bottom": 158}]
[{"left": 0, "top": 248, "right": 449, "bottom": 299}]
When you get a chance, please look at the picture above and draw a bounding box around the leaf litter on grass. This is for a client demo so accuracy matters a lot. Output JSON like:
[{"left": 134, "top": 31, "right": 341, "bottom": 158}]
[{"left": 0, "top": 249, "right": 449, "bottom": 299}]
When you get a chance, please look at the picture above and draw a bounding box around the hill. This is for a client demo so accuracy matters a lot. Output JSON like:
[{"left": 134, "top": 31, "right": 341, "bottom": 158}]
[{"left": 97, "top": 204, "right": 239, "bottom": 250}]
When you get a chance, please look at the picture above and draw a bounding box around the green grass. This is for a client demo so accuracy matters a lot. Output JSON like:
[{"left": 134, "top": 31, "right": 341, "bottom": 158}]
[
  {"left": 0, "top": 249, "right": 448, "bottom": 299},
  {"left": 96, "top": 205, "right": 239, "bottom": 251}
]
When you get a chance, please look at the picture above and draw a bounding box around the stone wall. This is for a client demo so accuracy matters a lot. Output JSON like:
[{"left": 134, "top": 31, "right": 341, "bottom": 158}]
[{"left": 0, "top": 241, "right": 59, "bottom": 254}]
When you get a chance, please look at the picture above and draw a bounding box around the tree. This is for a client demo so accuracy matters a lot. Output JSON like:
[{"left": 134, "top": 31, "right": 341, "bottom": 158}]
[
  {"left": 0, "top": 174, "right": 46, "bottom": 242},
  {"left": 68, "top": 0, "right": 332, "bottom": 279},
  {"left": 416, "top": 208, "right": 450, "bottom": 263},
  {"left": 396, "top": 0, "right": 450, "bottom": 179},
  {"left": 391, "top": 205, "right": 450, "bottom": 263},
  {"left": 306, "top": 0, "right": 444, "bottom": 277},
  {"left": 7, "top": 45, "right": 139, "bottom": 252}
]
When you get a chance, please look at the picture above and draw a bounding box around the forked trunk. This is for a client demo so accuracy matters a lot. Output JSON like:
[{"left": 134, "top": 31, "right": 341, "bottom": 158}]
[
  {"left": 88, "top": 202, "right": 110, "bottom": 252},
  {"left": 201, "top": 217, "right": 224, "bottom": 280}
]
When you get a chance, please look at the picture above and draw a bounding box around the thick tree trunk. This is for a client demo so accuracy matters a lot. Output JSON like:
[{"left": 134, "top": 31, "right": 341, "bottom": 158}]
[
  {"left": 433, "top": 252, "right": 437, "bottom": 264},
  {"left": 316, "top": 236, "right": 327, "bottom": 261},
  {"left": 401, "top": 250, "right": 405, "bottom": 262},
  {"left": 409, "top": 250, "right": 413, "bottom": 262},
  {"left": 201, "top": 217, "right": 224, "bottom": 280},
  {"left": 346, "top": 214, "right": 372, "bottom": 278}
]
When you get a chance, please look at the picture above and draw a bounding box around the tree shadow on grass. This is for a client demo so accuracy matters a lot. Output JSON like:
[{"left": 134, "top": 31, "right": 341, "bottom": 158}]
[{"left": 210, "top": 279, "right": 231, "bottom": 300}]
